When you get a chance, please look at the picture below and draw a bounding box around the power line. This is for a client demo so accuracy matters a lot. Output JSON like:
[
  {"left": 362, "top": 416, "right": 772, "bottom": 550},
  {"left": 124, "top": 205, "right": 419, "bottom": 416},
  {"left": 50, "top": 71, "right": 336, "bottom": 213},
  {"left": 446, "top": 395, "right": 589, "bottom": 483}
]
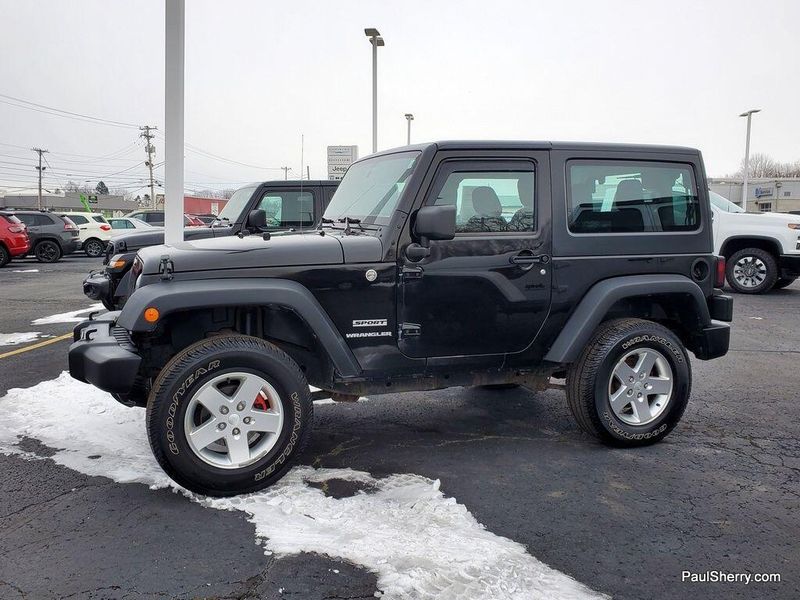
[{"left": 0, "top": 93, "right": 139, "bottom": 129}]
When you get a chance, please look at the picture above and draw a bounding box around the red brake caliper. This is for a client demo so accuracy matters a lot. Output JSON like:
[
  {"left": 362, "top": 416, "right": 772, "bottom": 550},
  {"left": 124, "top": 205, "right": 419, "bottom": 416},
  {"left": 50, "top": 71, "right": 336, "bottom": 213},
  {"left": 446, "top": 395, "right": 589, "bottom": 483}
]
[{"left": 252, "top": 390, "right": 269, "bottom": 411}]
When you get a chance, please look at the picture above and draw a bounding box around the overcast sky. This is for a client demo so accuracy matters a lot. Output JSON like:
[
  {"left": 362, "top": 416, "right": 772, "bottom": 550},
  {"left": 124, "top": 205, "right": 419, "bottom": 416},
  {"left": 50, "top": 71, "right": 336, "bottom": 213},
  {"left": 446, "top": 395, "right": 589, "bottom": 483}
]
[{"left": 1, "top": 0, "right": 798, "bottom": 195}]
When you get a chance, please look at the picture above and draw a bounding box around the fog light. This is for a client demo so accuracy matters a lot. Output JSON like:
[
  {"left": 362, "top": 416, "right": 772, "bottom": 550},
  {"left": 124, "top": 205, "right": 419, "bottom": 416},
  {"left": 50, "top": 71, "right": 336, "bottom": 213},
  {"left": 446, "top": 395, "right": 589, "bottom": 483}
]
[{"left": 144, "top": 307, "right": 160, "bottom": 323}]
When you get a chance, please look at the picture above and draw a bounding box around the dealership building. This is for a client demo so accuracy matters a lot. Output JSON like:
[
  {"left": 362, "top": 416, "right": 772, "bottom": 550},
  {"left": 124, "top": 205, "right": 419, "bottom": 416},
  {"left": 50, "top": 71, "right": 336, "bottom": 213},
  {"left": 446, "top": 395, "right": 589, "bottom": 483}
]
[
  {"left": 709, "top": 178, "right": 800, "bottom": 213},
  {"left": 0, "top": 191, "right": 226, "bottom": 216}
]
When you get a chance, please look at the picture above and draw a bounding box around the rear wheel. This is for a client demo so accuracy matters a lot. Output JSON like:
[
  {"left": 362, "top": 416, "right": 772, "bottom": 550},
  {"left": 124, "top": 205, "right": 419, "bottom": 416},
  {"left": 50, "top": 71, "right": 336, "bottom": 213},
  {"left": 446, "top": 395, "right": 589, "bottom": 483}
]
[
  {"left": 34, "top": 240, "right": 62, "bottom": 263},
  {"left": 566, "top": 318, "right": 691, "bottom": 447},
  {"left": 146, "top": 334, "right": 313, "bottom": 496},
  {"left": 726, "top": 248, "right": 778, "bottom": 294},
  {"left": 773, "top": 277, "right": 797, "bottom": 290},
  {"left": 0, "top": 245, "right": 9, "bottom": 267},
  {"left": 84, "top": 238, "right": 105, "bottom": 257}
]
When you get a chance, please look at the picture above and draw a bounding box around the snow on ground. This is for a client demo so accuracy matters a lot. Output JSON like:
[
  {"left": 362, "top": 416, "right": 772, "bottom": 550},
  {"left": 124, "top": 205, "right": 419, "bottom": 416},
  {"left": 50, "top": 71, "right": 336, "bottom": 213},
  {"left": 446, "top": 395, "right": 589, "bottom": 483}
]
[
  {"left": 11, "top": 269, "right": 39, "bottom": 273},
  {"left": 31, "top": 303, "right": 104, "bottom": 325},
  {"left": 0, "top": 332, "right": 41, "bottom": 346},
  {"left": 0, "top": 373, "right": 605, "bottom": 600}
]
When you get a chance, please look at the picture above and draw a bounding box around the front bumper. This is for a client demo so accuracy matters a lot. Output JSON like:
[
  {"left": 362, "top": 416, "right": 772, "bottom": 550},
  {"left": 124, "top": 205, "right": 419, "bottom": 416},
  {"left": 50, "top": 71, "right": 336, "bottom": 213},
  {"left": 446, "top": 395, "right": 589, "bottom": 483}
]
[
  {"left": 69, "top": 313, "right": 141, "bottom": 395},
  {"left": 778, "top": 255, "right": 800, "bottom": 278}
]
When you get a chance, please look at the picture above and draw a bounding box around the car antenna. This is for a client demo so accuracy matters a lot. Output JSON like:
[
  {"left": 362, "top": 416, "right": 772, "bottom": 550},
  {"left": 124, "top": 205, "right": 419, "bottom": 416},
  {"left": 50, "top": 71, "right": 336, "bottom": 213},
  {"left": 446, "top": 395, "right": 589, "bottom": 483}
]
[{"left": 299, "top": 133, "right": 304, "bottom": 235}]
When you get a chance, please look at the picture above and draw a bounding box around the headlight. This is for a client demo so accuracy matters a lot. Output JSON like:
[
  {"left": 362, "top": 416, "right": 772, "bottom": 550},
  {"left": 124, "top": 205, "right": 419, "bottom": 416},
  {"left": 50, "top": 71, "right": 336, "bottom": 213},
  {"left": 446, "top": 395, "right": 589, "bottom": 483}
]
[
  {"left": 109, "top": 255, "right": 128, "bottom": 271},
  {"left": 788, "top": 223, "right": 800, "bottom": 230}
]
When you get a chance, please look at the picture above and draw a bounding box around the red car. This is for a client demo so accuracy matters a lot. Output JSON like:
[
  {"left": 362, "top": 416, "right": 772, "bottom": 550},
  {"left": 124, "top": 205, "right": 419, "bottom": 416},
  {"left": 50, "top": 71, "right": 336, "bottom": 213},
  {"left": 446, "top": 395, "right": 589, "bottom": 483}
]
[{"left": 0, "top": 211, "right": 31, "bottom": 267}]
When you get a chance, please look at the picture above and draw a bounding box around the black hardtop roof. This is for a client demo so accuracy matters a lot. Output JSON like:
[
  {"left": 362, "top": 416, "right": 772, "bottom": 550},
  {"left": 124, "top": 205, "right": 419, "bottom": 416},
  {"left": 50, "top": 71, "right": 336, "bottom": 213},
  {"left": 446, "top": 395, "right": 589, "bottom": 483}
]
[{"left": 367, "top": 140, "right": 701, "bottom": 159}]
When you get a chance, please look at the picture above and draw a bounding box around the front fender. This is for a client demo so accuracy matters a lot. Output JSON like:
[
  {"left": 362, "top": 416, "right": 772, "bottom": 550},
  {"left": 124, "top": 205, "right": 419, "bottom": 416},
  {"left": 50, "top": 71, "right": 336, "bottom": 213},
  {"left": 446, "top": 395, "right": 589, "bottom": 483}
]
[
  {"left": 543, "top": 274, "right": 712, "bottom": 363},
  {"left": 117, "top": 278, "right": 361, "bottom": 378}
]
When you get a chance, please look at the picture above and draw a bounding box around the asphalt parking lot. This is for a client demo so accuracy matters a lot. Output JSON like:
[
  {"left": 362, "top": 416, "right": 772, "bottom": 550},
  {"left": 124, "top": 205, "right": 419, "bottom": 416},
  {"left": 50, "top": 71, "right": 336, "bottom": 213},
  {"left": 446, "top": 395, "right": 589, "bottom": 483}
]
[{"left": 0, "top": 255, "right": 798, "bottom": 600}]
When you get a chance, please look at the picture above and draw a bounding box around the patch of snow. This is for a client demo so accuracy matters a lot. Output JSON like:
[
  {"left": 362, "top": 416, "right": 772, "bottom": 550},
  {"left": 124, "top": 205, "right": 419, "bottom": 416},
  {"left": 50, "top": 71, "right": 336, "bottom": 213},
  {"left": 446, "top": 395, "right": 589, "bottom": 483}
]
[
  {"left": 0, "top": 332, "right": 40, "bottom": 346},
  {"left": 0, "top": 373, "right": 605, "bottom": 600},
  {"left": 12, "top": 269, "right": 39, "bottom": 273},
  {"left": 32, "top": 303, "right": 104, "bottom": 325}
]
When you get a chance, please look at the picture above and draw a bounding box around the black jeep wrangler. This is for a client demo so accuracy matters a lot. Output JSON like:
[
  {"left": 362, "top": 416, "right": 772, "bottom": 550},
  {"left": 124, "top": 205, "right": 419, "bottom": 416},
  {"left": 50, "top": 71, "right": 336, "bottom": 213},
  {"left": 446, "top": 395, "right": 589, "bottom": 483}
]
[
  {"left": 84, "top": 180, "right": 338, "bottom": 310},
  {"left": 69, "top": 141, "right": 733, "bottom": 496}
]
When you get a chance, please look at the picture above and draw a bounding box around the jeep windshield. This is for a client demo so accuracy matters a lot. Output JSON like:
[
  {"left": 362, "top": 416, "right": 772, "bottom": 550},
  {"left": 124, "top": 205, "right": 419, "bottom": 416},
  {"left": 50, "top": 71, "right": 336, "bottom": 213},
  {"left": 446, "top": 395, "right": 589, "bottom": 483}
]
[
  {"left": 323, "top": 151, "right": 420, "bottom": 226},
  {"left": 214, "top": 184, "right": 258, "bottom": 225}
]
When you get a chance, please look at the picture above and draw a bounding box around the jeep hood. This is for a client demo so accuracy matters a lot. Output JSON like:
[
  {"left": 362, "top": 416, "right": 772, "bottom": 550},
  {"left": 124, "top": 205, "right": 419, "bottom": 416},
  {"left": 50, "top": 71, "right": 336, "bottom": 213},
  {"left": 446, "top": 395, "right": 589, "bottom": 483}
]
[{"left": 137, "top": 231, "right": 383, "bottom": 274}]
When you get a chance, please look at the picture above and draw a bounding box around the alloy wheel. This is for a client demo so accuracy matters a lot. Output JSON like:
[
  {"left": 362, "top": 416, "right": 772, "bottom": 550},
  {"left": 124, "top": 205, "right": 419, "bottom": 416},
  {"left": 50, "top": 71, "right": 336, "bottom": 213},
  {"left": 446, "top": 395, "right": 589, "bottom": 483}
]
[
  {"left": 733, "top": 256, "right": 767, "bottom": 289},
  {"left": 608, "top": 348, "right": 673, "bottom": 426}
]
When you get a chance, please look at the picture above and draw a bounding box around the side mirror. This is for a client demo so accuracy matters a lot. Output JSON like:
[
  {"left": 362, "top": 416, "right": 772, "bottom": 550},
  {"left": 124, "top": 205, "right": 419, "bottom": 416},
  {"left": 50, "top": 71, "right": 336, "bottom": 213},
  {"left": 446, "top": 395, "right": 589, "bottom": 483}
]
[
  {"left": 406, "top": 205, "right": 456, "bottom": 261},
  {"left": 247, "top": 209, "right": 266, "bottom": 231},
  {"left": 413, "top": 204, "right": 456, "bottom": 242}
]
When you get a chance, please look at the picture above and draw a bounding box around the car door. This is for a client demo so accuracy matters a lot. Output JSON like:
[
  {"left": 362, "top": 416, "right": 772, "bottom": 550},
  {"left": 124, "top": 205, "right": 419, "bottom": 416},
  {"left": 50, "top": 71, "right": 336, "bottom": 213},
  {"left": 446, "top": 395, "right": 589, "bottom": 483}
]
[{"left": 397, "top": 154, "right": 552, "bottom": 359}]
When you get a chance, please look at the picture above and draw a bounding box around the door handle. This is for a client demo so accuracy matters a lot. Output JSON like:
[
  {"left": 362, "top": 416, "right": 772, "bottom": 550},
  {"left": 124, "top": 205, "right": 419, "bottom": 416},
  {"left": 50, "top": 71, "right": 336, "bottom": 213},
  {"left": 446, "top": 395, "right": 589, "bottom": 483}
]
[{"left": 510, "top": 252, "right": 550, "bottom": 265}]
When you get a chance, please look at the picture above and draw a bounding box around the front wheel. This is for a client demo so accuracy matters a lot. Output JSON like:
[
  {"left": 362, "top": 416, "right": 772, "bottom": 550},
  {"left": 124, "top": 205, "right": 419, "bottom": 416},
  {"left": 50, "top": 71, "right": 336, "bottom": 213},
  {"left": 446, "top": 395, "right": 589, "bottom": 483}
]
[
  {"left": 566, "top": 318, "right": 691, "bottom": 447},
  {"left": 0, "top": 245, "right": 9, "bottom": 267},
  {"left": 146, "top": 335, "right": 313, "bottom": 496},
  {"left": 726, "top": 248, "right": 778, "bottom": 294}
]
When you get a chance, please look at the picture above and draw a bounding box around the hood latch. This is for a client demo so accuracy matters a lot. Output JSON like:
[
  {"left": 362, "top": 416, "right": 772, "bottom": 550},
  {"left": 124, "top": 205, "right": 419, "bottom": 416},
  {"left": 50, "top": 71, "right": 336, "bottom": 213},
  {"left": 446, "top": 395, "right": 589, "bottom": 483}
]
[{"left": 158, "top": 255, "right": 174, "bottom": 281}]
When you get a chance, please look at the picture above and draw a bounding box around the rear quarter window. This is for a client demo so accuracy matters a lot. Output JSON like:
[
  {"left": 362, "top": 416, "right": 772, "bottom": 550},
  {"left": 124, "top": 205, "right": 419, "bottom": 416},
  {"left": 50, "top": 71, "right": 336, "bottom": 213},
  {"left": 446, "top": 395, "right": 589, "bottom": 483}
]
[
  {"left": 68, "top": 214, "right": 89, "bottom": 225},
  {"left": 567, "top": 160, "right": 700, "bottom": 234},
  {"left": 92, "top": 215, "right": 108, "bottom": 223}
]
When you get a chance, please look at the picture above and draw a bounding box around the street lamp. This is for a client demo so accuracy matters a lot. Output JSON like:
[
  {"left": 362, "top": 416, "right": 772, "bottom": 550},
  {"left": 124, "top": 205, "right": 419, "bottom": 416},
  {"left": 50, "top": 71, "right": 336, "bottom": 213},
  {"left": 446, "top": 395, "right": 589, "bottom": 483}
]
[
  {"left": 739, "top": 109, "right": 761, "bottom": 212},
  {"left": 404, "top": 113, "right": 414, "bottom": 145},
  {"left": 365, "top": 28, "right": 384, "bottom": 154}
]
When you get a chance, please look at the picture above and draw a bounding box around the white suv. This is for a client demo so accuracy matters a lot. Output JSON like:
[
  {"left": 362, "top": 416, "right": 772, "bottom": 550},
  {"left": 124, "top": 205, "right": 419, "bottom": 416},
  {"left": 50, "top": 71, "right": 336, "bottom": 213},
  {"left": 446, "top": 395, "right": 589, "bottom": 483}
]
[
  {"left": 60, "top": 212, "right": 114, "bottom": 258},
  {"left": 710, "top": 191, "right": 800, "bottom": 294}
]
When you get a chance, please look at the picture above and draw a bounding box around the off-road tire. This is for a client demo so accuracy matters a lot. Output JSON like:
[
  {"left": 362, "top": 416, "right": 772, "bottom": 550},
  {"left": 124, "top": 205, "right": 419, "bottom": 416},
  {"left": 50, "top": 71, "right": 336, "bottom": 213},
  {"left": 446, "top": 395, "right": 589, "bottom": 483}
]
[
  {"left": 145, "top": 334, "right": 313, "bottom": 496},
  {"left": 34, "top": 239, "right": 62, "bottom": 263},
  {"left": 0, "top": 244, "right": 9, "bottom": 268},
  {"left": 773, "top": 277, "right": 797, "bottom": 290},
  {"left": 84, "top": 237, "right": 105, "bottom": 258},
  {"left": 565, "top": 318, "right": 691, "bottom": 447},
  {"left": 726, "top": 247, "right": 778, "bottom": 294}
]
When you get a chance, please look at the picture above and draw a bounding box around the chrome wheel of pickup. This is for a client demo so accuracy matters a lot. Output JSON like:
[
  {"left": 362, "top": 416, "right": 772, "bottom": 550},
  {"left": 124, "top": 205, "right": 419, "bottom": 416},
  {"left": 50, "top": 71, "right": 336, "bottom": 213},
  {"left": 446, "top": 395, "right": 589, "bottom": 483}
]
[
  {"left": 608, "top": 348, "right": 673, "bottom": 426},
  {"left": 733, "top": 256, "right": 767, "bottom": 289},
  {"left": 184, "top": 372, "right": 284, "bottom": 469}
]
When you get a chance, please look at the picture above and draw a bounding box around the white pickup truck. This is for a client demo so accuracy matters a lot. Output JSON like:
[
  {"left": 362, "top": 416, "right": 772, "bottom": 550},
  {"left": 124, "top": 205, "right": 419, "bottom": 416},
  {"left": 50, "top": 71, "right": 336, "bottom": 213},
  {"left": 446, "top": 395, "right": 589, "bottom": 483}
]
[{"left": 711, "top": 191, "right": 800, "bottom": 294}]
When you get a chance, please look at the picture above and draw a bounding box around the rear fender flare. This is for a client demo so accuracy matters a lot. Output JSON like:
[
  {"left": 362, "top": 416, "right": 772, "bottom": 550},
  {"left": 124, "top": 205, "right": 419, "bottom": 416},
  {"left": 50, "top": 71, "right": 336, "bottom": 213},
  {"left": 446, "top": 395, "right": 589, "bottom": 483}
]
[{"left": 543, "top": 274, "right": 711, "bottom": 363}]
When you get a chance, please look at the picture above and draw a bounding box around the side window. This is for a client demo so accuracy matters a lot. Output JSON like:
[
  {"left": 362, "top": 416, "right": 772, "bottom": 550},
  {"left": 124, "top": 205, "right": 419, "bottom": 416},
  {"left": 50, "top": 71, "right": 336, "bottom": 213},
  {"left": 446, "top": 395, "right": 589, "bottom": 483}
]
[
  {"left": 431, "top": 167, "right": 535, "bottom": 234},
  {"left": 257, "top": 190, "right": 315, "bottom": 228},
  {"left": 567, "top": 161, "right": 700, "bottom": 234},
  {"left": 92, "top": 215, "right": 108, "bottom": 224},
  {"left": 16, "top": 214, "right": 34, "bottom": 226},
  {"left": 69, "top": 215, "right": 89, "bottom": 225},
  {"left": 38, "top": 214, "right": 56, "bottom": 226}
]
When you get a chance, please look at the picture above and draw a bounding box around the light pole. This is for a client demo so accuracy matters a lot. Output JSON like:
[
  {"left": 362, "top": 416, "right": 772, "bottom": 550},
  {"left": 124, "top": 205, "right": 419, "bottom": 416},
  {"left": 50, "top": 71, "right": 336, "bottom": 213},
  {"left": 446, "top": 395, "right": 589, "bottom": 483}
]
[
  {"left": 404, "top": 113, "right": 414, "bottom": 145},
  {"left": 365, "top": 28, "right": 384, "bottom": 154},
  {"left": 739, "top": 109, "right": 760, "bottom": 212}
]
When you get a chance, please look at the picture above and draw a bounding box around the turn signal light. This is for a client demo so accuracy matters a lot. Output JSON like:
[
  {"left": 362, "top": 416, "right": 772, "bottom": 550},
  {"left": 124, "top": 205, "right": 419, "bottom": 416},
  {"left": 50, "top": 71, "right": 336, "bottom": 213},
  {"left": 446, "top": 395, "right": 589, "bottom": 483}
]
[
  {"left": 714, "top": 256, "right": 726, "bottom": 288},
  {"left": 144, "top": 307, "right": 160, "bottom": 323},
  {"left": 112, "top": 259, "right": 127, "bottom": 269}
]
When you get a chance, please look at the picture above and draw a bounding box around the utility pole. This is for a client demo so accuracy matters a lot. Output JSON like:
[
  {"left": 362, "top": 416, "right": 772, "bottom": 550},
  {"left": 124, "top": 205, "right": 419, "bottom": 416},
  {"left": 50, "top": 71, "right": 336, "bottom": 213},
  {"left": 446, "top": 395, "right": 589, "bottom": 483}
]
[
  {"left": 32, "top": 148, "right": 48, "bottom": 210},
  {"left": 404, "top": 113, "right": 414, "bottom": 145},
  {"left": 281, "top": 166, "right": 290, "bottom": 180},
  {"left": 307, "top": 165, "right": 310, "bottom": 180},
  {"left": 739, "top": 109, "right": 760, "bottom": 212},
  {"left": 365, "top": 28, "right": 384, "bottom": 154},
  {"left": 140, "top": 125, "right": 158, "bottom": 208}
]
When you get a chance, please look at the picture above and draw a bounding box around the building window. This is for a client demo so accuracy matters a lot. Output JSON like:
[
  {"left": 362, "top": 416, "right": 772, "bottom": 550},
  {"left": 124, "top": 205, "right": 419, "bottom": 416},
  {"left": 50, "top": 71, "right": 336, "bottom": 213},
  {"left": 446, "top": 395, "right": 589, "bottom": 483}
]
[
  {"left": 784, "top": 191, "right": 791, "bottom": 197},
  {"left": 759, "top": 202, "right": 772, "bottom": 213}
]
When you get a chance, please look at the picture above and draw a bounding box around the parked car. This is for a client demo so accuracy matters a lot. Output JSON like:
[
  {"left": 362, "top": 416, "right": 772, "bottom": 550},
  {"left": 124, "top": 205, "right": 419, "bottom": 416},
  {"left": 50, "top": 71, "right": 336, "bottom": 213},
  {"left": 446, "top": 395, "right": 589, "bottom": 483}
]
[
  {"left": 709, "top": 191, "right": 800, "bottom": 293},
  {"left": 60, "top": 212, "right": 114, "bottom": 257},
  {"left": 69, "top": 142, "right": 732, "bottom": 496},
  {"left": 185, "top": 214, "right": 206, "bottom": 227},
  {"left": 0, "top": 211, "right": 31, "bottom": 267},
  {"left": 193, "top": 213, "right": 219, "bottom": 225},
  {"left": 9, "top": 210, "right": 80, "bottom": 262},
  {"left": 108, "top": 217, "right": 154, "bottom": 231},
  {"left": 124, "top": 210, "right": 210, "bottom": 227},
  {"left": 84, "top": 180, "right": 338, "bottom": 309}
]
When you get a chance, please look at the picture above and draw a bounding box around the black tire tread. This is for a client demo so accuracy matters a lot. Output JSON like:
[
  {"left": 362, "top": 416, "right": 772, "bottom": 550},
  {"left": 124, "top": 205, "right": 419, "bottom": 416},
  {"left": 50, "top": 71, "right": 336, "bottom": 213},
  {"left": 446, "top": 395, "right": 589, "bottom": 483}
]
[
  {"left": 145, "top": 334, "right": 313, "bottom": 496},
  {"left": 0, "top": 244, "right": 9, "bottom": 268}
]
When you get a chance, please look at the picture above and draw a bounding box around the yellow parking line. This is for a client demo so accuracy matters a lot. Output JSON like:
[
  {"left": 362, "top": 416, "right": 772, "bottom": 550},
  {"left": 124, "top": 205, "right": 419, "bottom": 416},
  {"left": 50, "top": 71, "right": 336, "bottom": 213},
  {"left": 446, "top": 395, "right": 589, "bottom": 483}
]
[{"left": 0, "top": 333, "right": 73, "bottom": 360}]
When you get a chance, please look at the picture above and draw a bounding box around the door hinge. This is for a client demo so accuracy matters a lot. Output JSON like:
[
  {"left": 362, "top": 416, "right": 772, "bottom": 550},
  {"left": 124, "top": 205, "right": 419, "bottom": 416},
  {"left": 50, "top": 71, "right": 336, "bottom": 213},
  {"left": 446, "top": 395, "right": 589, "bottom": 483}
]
[
  {"left": 401, "top": 265, "right": 424, "bottom": 279},
  {"left": 399, "top": 322, "right": 421, "bottom": 338},
  {"left": 159, "top": 255, "right": 174, "bottom": 281}
]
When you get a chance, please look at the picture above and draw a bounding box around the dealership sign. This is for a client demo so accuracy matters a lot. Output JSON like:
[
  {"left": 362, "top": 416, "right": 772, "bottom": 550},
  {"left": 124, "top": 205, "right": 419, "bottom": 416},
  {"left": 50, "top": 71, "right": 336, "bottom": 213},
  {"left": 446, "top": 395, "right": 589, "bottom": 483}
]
[
  {"left": 754, "top": 187, "right": 773, "bottom": 198},
  {"left": 327, "top": 146, "right": 358, "bottom": 180}
]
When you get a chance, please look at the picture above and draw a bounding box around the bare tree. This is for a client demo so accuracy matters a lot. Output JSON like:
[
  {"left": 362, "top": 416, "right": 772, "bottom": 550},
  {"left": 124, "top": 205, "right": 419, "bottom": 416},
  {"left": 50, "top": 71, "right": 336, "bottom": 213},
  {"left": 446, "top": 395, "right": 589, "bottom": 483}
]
[{"left": 735, "top": 153, "right": 800, "bottom": 178}]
